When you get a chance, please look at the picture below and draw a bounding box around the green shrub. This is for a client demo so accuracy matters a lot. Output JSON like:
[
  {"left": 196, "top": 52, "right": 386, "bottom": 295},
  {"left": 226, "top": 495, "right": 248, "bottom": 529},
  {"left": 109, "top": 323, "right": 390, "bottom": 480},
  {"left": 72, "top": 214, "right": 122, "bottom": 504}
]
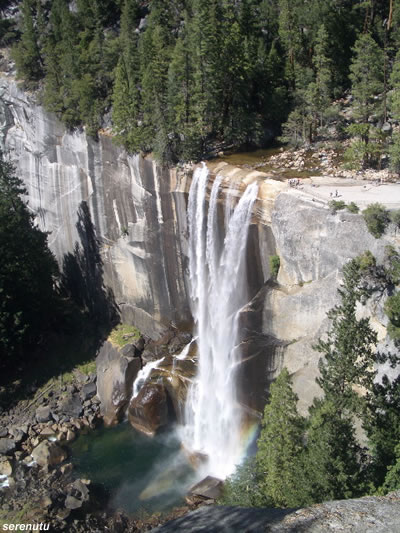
[
  {"left": 385, "top": 292, "right": 400, "bottom": 341},
  {"left": 357, "top": 250, "right": 376, "bottom": 271},
  {"left": 347, "top": 202, "right": 359, "bottom": 213},
  {"left": 362, "top": 203, "right": 390, "bottom": 238},
  {"left": 390, "top": 210, "right": 400, "bottom": 229},
  {"left": 384, "top": 246, "right": 400, "bottom": 285},
  {"left": 269, "top": 255, "right": 280, "bottom": 278},
  {"left": 343, "top": 140, "right": 368, "bottom": 170},
  {"left": 389, "top": 133, "right": 400, "bottom": 175},
  {"left": 329, "top": 200, "right": 346, "bottom": 213},
  {"left": 218, "top": 457, "right": 265, "bottom": 507}
]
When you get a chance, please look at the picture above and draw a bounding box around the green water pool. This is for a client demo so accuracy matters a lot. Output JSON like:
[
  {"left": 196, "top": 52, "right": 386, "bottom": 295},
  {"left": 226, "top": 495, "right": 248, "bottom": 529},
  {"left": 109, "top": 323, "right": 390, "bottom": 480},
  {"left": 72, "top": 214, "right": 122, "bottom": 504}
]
[{"left": 70, "top": 422, "right": 196, "bottom": 516}]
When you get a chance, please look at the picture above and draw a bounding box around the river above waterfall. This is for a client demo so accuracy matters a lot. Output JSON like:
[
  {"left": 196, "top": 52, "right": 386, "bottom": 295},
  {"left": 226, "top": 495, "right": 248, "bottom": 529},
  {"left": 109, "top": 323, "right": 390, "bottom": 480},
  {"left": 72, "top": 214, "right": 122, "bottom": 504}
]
[{"left": 70, "top": 422, "right": 196, "bottom": 515}]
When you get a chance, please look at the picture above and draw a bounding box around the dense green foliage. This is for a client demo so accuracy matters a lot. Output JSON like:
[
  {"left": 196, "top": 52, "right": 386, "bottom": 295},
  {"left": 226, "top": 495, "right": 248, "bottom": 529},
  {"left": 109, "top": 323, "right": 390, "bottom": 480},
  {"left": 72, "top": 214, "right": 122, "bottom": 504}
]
[
  {"left": 362, "top": 203, "right": 390, "bottom": 238},
  {"left": 304, "top": 398, "right": 366, "bottom": 502},
  {"left": 329, "top": 200, "right": 360, "bottom": 214},
  {"left": 329, "top": 199, "right": 346, "bottom": 213},
  {"left": 223, "top": 252, "right": 400, "bottom": 507},
  {"left": 385, "top": 292, "right": 400, "bottom": 342},
  {"left": 256, "top": 368, "right": 308, "bottom": 507},
  {"left": 314, "top": 258, "right": 378, "bottom": 414},
  {"left": 0, "top": 152, "right": 59, "bottom": 368},
  {"left": 8, "top": 0, "right": 400, "bottom": 164},
  {"left": 347, "top": 202, "right": 360, "bottom": 214},
  {"left": 220, "top": 456, "right": 263, "bottom": 507},
  {"left": 269, "top": 254, "right": 280, "bottom": 278}
]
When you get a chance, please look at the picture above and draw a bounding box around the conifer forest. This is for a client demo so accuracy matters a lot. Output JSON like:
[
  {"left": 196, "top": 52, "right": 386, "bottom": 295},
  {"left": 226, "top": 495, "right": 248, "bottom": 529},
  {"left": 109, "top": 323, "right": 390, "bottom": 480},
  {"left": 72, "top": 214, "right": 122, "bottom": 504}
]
[{"left": 4, "top": 0, "right": 400, "bottom": 166}]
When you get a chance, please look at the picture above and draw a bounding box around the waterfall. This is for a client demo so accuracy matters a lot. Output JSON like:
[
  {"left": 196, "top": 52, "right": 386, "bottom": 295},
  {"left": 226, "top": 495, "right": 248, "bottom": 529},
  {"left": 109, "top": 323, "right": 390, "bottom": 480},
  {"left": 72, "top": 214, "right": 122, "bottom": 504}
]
[
  {"left": 131, "top": 358, "right": 165, "bottom": 400},
  {"left": 183, "top": 163, "right": 258, "bottom": 479},
  {"left": 176, "top": 338, "right": 197, "bottom": 360}
]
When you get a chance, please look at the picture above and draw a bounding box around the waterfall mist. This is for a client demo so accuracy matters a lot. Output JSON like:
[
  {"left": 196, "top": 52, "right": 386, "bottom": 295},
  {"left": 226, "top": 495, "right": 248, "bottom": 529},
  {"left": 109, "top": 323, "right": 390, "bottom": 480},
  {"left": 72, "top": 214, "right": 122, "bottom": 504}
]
[{"left": 183, "top": 163, "right": 258, "bottom": 479}]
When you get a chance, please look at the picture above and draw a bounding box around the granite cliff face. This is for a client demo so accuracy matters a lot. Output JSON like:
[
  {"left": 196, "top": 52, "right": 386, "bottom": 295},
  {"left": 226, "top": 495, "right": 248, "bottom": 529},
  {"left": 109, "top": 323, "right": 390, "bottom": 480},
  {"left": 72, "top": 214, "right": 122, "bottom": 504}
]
[
  {"left": 0, "top": 73, "right": 190, "bottom": 339},
  {"left": 268, "top": 191, "right": 398, "bottom": 412},
  {"left": 0, "top": 73, "right": 397, "bottom": 414}
]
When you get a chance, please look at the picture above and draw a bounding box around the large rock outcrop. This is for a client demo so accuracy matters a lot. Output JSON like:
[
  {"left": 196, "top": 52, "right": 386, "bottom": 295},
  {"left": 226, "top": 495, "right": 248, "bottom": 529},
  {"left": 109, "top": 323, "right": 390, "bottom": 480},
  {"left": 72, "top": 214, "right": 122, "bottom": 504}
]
[
  {"left": 267, "top": 190, "right": 398, "bottom": 413},
  {"left": 96, "top": 340, "right": 141, "bottom": 426},
  {"left": 0, "top": 73, "right": 190, "bottom": 339}
]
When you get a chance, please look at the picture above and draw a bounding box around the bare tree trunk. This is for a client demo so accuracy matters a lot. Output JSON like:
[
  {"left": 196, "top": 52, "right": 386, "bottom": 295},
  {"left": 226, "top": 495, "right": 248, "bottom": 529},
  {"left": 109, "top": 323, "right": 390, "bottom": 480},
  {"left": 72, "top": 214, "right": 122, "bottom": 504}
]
[{"left": 388, "top": 0, "right": 394, "bottom": 30}]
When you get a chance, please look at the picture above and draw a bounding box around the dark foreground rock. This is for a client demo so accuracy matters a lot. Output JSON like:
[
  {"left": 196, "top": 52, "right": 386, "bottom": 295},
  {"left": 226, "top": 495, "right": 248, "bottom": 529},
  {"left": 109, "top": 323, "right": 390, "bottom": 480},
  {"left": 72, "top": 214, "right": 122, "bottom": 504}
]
[
  {"left": 186, "top": 476, "right": 223, "bottom": 504},
  {"left": 128, "top": 382, "right": 170, "bottom": 436},
  {"left": 150, "top": 492, "right": 400, "bottom": 532},
  {"left": 0, "top": 438, "right": 16, "bottom": 455}
]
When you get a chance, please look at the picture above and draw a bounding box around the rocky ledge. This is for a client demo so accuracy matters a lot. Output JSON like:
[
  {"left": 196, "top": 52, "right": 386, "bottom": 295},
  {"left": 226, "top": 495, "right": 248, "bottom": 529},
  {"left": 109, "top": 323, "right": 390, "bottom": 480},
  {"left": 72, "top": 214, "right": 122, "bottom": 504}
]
[{"left": 151, "top": 491, "right": 400, "bottom": 532}]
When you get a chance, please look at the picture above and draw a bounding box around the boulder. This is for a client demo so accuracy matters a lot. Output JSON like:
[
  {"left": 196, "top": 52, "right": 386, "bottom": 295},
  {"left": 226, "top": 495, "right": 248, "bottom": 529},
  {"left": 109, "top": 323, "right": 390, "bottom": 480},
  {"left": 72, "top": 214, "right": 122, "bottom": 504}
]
[
  {"left": 59, "top": 394, "right": 83, "bottom": 418},
  {"left": 120, "top": 337, "right": 145, "bottom": 356},
  {"left": 96, "top": 340, "right": 141, "bottom": 426},
  {"left": 31, "top": 441, "right": 67, "bottom": 468},
  {"left": 0, "top": 457, "right": 12, "bottom": 476},
  {"left": 9, "top": 427, "right": 27, "bottom": 444},
  {"left": 60, "top": 463, "right": 73, "bottom": 475},
  {"left": 0, "top": 438, "right": 16, "bottom": 455},
  {"left": 153, "top": 356, "right": 197, "bottom": 424},
  {"left": 66, "top": 430, "right": 76, "bottom": 442},
  {"left": 128, "top": 383, "right": 170, "bottom": 436},
  {"left": 35, "top": 406, "right": 52, "bottom": 423},
  {"left": 120, "top": 343, "right": 137, "bottom": 358},
  {"left": 141, "top": 349, "right": 159, "bottom": 364},
  {"left": 187, "top": 476, "right": 223, "bottom": 502},
  {"left": 64, "top": 479, "right": 90, "bottom": 510},
  {"left": 81, "top": 382, "right": 97, "bottom": 401},
  {"left": 167, "top": 332, "right": 192, "bottom": 355}
]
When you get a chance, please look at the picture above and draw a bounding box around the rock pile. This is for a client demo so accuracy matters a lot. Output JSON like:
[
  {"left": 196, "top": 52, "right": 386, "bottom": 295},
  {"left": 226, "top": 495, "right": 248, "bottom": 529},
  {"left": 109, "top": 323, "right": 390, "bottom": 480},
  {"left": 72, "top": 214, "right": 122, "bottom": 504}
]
[{"left": 0, "top": 370, "right": 104, "bottom": 530}]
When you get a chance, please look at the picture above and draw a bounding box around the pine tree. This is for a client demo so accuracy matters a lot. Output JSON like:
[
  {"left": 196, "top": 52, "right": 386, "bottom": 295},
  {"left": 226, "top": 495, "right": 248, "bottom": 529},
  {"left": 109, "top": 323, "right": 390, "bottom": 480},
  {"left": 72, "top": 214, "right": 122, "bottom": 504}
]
[
  {"left": 308, "top": 24, "right": 332, "bottom": 128},
  {"left": 219, "top": 5, "right": 252, "bottom": 145},
  {"left": 349, "top": 33, "right": 384, "bottom": 124},
  {"left": 13, "top": 0, "right": 43, "bottom": 83},
  {"left": 167, "top": 13, "right": 203, "bottom": 160},
  {"left": 43, "top": 0, "right": 81, "bottom": 127},
  {"left": 0, "top": 153, "right": 59, "bottom": 369},
  {"left": 256, "top": 368, "right": 309, "bottom": 508},
  {"left": 190, "top": 0, "right": 221, "bottom": 148},
  {"left": 365, "top": 370, "right": 400, "bottom": 490},
  {"left": 278, "top": 0, "right": 304, "bottom": 89},
  {"left": 139, "top": 1, "right": 177, "bottom": 156},
  {"left": 112, "top": 0, "right": 142, "bottom": 150},
  {"left": 314, "top": 257, "right": 378, "bottom": 415},
  {"left": 305, "top": 398, "right": 366, "bottom": 501},
  {"left": 379, "top": 442, "right": 400, "bottom": 493}
]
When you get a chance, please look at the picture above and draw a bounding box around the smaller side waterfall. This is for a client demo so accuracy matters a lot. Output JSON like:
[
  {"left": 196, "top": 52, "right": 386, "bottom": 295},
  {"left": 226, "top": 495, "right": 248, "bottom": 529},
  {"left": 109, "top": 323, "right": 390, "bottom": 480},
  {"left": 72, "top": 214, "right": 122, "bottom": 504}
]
[
  {"left": 183, "top": 163, "right": 258, "bottom": 479},
  {"left": 176, "top": 338, "right": 197, "bottom": 360},
  {"left": 131, "top": 358, "right": 165, "bottom": 400}
]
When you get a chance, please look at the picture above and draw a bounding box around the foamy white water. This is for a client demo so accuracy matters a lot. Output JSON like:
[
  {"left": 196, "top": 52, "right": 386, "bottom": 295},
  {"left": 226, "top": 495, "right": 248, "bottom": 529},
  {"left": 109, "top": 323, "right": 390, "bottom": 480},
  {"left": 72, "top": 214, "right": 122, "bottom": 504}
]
[
  {"left": 183, "top": 163, "right": 258, "bottom": 479},
  {"left": 131, "top": 358, "right": 165, "bottom": 399},
  {"left": 176, "top": 338, "right": 197, "bottom": 360}
]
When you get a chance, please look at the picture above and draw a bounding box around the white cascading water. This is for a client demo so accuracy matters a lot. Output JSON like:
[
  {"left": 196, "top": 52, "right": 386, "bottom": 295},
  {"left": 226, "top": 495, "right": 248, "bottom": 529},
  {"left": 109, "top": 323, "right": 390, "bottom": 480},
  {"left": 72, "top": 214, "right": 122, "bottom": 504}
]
[
  {"left": 183, "top": 163, "right": 258, "bottom": 479},
  {"left": 131, "top": 357, "right": 165, "bottom": 400},
  {"left": 176, "top": 338, "right": 197, "bottom": 360}
]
